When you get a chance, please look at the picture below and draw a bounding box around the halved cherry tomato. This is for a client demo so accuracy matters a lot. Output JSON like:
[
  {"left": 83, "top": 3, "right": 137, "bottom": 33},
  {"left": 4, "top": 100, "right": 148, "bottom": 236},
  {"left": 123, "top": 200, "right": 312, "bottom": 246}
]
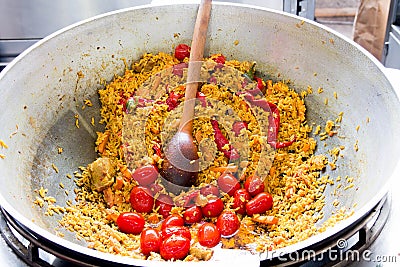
[
  {"left": 161, "top": 225, "right": 192, "bottom": 241},
  {"left": 116, "top": 212, "right": 145, "bottom": 235},
  {"left": 200, "top": 184, "right": 219, "bottom": 197},
  {"left": 217, "top": 173, "right": 241, "bottom": 196},
  {"left": 174, "top": 44, "right": 190, "bottom": 61},
  {"left": 245, "top": 192, "right": 273, "bottom": 216},
  {"left": 130, "top": 186, "right": 154, "bottom": 213},
  {"left": 201, "top": 198, "right": 224, "bottom": 218},
  {"left": 232, "top": 188, "right": 251, "bottom": 215},
  {"left": 161, "top": 214, "right": 184, "bottom": 230},
  {"left": 155, "top": 194, "right": 174, "bottom": 218},
  {"left": 244, "top": 175, "right": 265, "bottom": 197},
  {"left": 183, "top": 206, "right": 203, "bottom": 224},
  {"left": 198, "top": 222, "right": 221, "bottom": 248},
  {"left": 160, "top": 235, "right": 190, "bottom": 260},
  {"left": 216, "top": 210, "right": 240, "bottom": 237},
  {"left": 140, "top": 228, "right": 162, "bottom": 255},
  {"left": 132, "top": 165, "right": 158, "bottom": 186}
]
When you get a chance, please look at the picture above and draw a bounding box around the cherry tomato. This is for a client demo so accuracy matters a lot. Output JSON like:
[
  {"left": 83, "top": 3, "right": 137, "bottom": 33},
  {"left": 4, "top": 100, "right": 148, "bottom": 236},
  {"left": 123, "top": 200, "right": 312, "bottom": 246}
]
[
  {"left": 217, "top": 173, "right": 241, "bottom": 196},
  {"left": 183, "top": 205, "right": 203, "bottom": 224},
  {"left": 116, "top": 212, "right": 145, "bottom": 235},
  {"left": 174, "top": 44, "right": 191, "bottom": 61},
  {"left": 155, "top": 194, "right": 174, "bottom": 218},
  {"left": 201, "top": 198, "right": 224, "bottom": 218},
  {"left": 244, "top": 175, "right": 265, "bottom": 197},
  {"left": 197, "top": 222, "right": 221, "bottom": 248},
  {"left": 245, "top": 192, "right": 273, "bottom": 216},
  {"left": 160, "top": 235, "right": 190, "bottom": 260},
  {"left": 130, "top": 186, "right": 154, "bottom": 213},
  {"left": 161, "top": 225, "right": 192, "bottom": 241},
  {"left": 216, "top": 210, "right": 240, "bottom": 237},
  {"left": 140, "top": 228, "right": 162, "bottom": 255},
  {"left": 200, "top": 184, "right": 219, "bottom": 197},
  {"left": 232, "top": 188, "right": 251, "bottom": 215},
  {"left": 132, "top": 165, "right": 158, "bottom": 186},
  {"left": 161, "top": 214, "right": 184, "bottom": 230}
]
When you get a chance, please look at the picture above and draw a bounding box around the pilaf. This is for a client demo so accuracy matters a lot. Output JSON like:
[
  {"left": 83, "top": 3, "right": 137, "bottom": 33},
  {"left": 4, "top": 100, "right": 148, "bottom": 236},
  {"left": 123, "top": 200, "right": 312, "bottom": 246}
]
[{"left": 35, "top": 45, "right": 354, "bottom": 261}]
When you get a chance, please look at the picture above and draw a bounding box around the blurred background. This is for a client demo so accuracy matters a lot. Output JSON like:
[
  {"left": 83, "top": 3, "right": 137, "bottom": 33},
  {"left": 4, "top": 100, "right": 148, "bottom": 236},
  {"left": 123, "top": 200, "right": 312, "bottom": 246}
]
[
  {"left": 0, "top": 0, "right": 399, "bottom": 71},
  {"left": 315, "top": 0, "right": 359, "bottom": 39}
]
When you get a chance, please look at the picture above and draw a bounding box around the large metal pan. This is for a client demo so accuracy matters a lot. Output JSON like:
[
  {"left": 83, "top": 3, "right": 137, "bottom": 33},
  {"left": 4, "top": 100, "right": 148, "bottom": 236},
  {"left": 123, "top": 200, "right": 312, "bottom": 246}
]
[{"left": 0, "top": 3, "right": 399, "bottom": 266}]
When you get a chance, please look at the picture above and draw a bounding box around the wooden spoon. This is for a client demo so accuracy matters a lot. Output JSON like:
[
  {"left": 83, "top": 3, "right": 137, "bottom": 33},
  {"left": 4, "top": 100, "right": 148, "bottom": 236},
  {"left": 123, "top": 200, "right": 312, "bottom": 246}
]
[{"left": 161, "top": 0, "right": 212, "bottom": 193}]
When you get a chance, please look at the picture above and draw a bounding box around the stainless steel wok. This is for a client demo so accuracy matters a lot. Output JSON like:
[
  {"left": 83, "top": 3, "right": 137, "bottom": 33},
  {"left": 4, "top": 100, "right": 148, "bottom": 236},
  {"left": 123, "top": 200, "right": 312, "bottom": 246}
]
[{"left": 0, "top": 3, "right": 399, "bottom": 266}]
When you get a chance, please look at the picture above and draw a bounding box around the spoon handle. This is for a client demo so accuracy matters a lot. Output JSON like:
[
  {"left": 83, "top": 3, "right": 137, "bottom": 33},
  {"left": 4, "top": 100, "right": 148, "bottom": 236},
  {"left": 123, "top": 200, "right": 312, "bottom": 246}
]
[{"left": 180, "top": 0, "right": 212, "bottom": 133}]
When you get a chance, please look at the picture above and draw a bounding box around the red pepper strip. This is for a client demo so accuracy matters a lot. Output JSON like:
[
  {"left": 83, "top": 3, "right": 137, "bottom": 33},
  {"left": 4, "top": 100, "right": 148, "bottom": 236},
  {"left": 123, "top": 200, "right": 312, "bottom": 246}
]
[
  {"left": 269, "top": 139, "right": 297, "bottom": 149},
  {"left": 183, "top": 190, "right": 200, "bottom": 207},
  {"left": 152, "top": 144, "right": 162, "bottom": 157},
  {"left": 264, "top": 102, "right": 296, "bottom": 148},
  {"left": 239, "top": 91, "right": 255, "bottom": 102},
  {"left": 210, "top": 119, "right": 240, "bottom": 160},
  {"left": 173, "top": 62, "right": 188, "bottom": 77},
  {"left": 196, "top": 92, "right": 208, "bottom": 107},
  {"left": 265, "top": 101, "right": 279, "bottom": 143},
  {"left": 244, "top": 88, "right": 263, "bottom": 96},
  {"left": 232, "top": 121, "right": 248, "bottom": 136},
  {"left": 119, "top": 97, "right": 127, "bottom": 108},
  {"left": 208, "top": 76, "right": 218, "bottom": 84},
  {"left": 254, "top": 76, "right": 265, "bottom": 91},
  {"left": 166, "top": 91, "right": 184, "bottom": 111},
  {"left": 238, "top": 92, "right": 296, "bottom": 149}
]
